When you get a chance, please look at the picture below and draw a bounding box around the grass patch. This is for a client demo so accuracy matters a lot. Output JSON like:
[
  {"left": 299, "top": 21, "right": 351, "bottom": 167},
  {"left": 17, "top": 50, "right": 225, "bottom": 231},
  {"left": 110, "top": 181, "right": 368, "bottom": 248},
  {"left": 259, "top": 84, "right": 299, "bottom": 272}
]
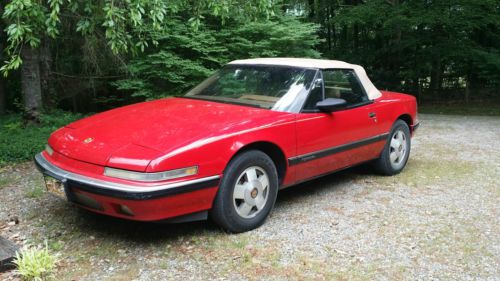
[
  {"left": 379, "top": 158, "right": 474, "bottom": 189},
  {"left": 0, "top": 166, "right": 16, "bottom": 188},
  {"left": 26, "top": 185, "right": 46, "bottom": 199},
  {"left": 0, "top": 110, "right": 84, "bottom": 167},
  {"left": 14, "top": 243, "right": 57, "bottom": 281},
  {"left": 419, "top": 102, "right": 500, "bottom": 116},
  {"left": 48, "top": 241, "right": 64, "bottom": 252},
  {"left": 0, "top": 177, "right": 11, "bottom": 189}
]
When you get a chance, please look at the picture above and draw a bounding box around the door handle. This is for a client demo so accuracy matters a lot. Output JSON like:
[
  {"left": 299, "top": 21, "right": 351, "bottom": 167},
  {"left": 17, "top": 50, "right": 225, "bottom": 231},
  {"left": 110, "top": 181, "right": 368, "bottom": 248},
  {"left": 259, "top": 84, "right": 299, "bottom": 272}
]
[{"left": 368, "top": 112, "right": 376, "bottom": 118}]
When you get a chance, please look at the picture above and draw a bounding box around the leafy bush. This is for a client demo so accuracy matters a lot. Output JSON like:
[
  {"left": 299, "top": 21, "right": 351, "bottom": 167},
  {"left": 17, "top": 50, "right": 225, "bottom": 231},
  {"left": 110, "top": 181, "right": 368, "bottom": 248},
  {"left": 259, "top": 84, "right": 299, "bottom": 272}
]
[
  {"left": 0, "top": 111, "right": 84, "bottom": 166},
  {"left": 14, "top": 243, "right": 57, "bottom": 281},
  {"left": 419, "top": 102, "right": 500, "bottom": 116},
  {"left": 114, "top": 15, "right": 321, "bottom": 100}
]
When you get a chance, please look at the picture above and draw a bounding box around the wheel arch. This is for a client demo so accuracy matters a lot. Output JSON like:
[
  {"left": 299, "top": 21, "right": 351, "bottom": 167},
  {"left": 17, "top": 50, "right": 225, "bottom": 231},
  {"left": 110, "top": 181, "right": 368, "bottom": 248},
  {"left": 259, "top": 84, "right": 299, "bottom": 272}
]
[
  {"left": 397, "top": 114, "right": 413, "bottom": 131},
  {"left": 229, "top": 141, "right": 287, "bottom": 186}
]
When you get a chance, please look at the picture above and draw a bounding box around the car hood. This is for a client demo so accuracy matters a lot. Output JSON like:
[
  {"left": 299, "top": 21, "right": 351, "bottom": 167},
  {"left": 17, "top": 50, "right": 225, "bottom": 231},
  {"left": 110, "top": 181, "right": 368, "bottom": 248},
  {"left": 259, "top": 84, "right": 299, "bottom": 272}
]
[{"left": 49, "top": 97, "right": 290, "bottom": 171}]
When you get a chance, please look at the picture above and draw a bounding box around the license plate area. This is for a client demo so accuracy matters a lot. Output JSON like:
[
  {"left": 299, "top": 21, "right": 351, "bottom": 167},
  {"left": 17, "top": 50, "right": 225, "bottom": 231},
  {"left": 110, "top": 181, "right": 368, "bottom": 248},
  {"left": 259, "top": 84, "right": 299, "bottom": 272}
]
[{"left": 44, "top": 175, "right": 67, "bottom": 199}]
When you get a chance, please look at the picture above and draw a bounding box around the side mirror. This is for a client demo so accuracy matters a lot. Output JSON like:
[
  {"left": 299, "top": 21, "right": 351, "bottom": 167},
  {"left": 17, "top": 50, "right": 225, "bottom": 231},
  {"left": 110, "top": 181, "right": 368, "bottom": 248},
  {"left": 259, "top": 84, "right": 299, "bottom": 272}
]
[{"left": 316, "top": 98, "right": 347, "bottom": 112}]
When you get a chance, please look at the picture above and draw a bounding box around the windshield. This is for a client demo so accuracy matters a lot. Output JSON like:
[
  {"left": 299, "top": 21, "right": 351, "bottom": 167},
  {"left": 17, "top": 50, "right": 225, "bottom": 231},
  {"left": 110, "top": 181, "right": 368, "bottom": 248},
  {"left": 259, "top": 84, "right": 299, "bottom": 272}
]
[{"left": 185, "top": 65, "right": 317, "bottom": 112}]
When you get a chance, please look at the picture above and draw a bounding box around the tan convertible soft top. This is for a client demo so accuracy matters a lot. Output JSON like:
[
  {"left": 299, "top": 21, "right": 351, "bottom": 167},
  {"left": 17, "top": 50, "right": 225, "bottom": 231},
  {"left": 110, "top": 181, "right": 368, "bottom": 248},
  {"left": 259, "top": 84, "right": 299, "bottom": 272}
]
[{"left": 229, "top": 58, "right": 382, "bottom": 100}]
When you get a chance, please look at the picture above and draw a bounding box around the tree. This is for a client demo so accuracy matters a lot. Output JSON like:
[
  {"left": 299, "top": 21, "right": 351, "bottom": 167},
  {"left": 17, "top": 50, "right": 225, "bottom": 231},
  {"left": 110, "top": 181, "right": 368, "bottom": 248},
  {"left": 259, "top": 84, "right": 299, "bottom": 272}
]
[
  {"left": 114, "top": 14, "right": 321, "bottom": 99},
  {"left": 285, "top": 0, "right": 500, "bottom": 101},
  {"left": 1, "top": 0, "right": 277, "bottom": 120},
  {"left": 0, "top": 5, "right": 5, "bottom": 115}
]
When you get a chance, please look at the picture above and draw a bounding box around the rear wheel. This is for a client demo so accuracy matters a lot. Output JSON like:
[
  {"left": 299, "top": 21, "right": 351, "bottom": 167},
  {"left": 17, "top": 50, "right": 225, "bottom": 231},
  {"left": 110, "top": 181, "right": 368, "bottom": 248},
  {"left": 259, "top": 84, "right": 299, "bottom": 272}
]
[
  {"left": 374, "top": 120, "right": 411, "bottom": 175},
  {"left": 210, "top": 150, "right": 278, "bottom": 233}
]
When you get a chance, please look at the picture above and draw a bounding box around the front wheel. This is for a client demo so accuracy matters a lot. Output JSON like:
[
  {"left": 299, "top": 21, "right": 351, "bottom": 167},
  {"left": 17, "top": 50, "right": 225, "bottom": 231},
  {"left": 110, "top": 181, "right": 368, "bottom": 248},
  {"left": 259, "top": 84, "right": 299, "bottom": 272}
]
[
  {"left": 373, "top": 120, "right": 411, "bottom": 175},
  {"left": 210, "top": 150, "right": 278, "bottom": 233}
]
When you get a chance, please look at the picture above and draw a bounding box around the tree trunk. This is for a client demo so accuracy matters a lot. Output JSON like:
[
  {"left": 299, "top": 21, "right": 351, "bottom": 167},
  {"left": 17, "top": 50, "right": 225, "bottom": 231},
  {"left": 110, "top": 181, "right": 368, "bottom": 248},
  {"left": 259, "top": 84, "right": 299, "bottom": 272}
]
[
  {"left": 0, "top": 40, "right": 5, "bottom": 115},
  {"left": 430, "top": 59, "right": 442, "bottom": 96},
  {"left": 0, "top": 7, "right": 5, "bottom": 115},
  {"left": 417, "top": 78, "right": 422, "bottom": 104},
  {"left": 0, "top": 76, "right": 5, "bottom": 115},
  {"left": 21, "top": 46, "right": 43, "bottom": 123},
  {"left": 330, "top": 6, "right": 337, "bottom": 48},
  {"left": 326, "top": 15, "right": 332, "bottom": 51},
  {"left": 308, "top": 0, "right": 315, "bottom": 19},
  {"left": 465, "top": 75, "right": 470, "bottom": 104},
  {"left": 40, "top": 38, "right": 53, "bottom": 108}
]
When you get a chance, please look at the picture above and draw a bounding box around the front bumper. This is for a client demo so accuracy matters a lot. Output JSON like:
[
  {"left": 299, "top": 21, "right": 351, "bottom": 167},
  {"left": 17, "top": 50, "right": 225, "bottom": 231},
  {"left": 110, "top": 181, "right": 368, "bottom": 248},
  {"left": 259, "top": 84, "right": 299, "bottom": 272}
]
[
  {"left": 411, "top": 122, "right": 421, "bottom": 133},
  {"left": 34, "top": 153, "right": 220, "bottom": 221}
]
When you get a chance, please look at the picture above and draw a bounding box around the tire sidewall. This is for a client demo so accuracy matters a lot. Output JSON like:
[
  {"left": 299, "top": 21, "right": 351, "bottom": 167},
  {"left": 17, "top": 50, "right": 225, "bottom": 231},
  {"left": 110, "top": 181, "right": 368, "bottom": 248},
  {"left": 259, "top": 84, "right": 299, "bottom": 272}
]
[
  {"left": 383, "top": 120, "right": 411, "bottom": 174},
  {"left": 212, "top": 150, "right": 278, "bottom": 232}
]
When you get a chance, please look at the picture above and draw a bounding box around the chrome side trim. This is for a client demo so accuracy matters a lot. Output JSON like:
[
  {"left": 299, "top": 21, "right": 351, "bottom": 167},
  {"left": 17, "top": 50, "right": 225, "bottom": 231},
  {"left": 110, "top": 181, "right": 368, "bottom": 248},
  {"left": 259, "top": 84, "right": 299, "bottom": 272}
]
[{"left": 34, "top": 153, "right": 220, "bottom": 194}]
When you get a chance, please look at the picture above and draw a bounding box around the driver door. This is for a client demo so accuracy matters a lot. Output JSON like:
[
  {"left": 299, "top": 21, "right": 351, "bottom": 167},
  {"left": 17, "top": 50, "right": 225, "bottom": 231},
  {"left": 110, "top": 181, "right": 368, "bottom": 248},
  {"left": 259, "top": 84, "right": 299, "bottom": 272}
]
[{"left": 292, "top": 69, "right": 385, "bottom": 182}]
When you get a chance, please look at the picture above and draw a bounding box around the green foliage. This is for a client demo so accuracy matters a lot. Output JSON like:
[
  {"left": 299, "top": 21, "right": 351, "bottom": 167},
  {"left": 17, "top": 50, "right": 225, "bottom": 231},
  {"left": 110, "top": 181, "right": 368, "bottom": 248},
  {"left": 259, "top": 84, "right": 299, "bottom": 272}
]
[
  {"left": 1, "top": 0, "right": 277, "bottom": 76},
  {"left": 14, "top": 243, "right": 57, "bottom": 281},
  {"left": 114, "top": 15, "right": 321, "bottom": 99},
  {"left": 26, "top": 185, "right": 45, "bottom": 199},
  {"left": 1, "top": 0, "right": 499, "bottom": 123},
  {"left": 301, "top": 0, "right": 500, "bottom": 95},
  {"left": 0, "top": 111, "right": 84, "bottom": 166},
  {"left": 219, "top": 16, "right": 321, "bottom": 59},
  {"left": 113, "top": 18, "right": 221, "bottom": 98},
  {"left": 419, "top": 103, "right": 500, "bottom": 116}
]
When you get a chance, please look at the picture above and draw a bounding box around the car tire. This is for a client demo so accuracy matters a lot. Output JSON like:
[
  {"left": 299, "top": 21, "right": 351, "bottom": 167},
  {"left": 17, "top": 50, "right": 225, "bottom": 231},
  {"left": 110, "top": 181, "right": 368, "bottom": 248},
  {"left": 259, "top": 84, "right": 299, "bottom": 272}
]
[
  {"left": 210, "top": 150, "right": 279, "bottom": 233},
  {"left": 373, "top": 120, "right": 411, "bottom": 175}
]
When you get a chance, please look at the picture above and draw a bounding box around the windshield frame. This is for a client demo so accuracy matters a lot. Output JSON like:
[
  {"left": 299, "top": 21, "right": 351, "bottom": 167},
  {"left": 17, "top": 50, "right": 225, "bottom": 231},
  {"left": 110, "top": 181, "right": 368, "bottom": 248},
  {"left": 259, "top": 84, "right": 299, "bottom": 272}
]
[{"left": 183, "top": 64, "right": 319, "bottom": 113}]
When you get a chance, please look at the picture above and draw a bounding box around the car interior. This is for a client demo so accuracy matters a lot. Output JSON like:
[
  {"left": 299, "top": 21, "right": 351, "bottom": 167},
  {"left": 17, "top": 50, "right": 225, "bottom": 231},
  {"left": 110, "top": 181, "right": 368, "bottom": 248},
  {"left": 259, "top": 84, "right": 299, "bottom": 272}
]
[{"left": 302, "top": 69, "right": 368, "bottom": 111}]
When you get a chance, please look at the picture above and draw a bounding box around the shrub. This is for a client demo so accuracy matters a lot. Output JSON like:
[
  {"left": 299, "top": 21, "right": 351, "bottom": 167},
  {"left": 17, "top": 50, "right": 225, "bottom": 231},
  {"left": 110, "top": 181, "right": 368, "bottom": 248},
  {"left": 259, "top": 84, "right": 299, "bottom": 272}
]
[
  {"left": 114, "top": 15, "right": 321, "bottom": 100},
  {"left": 14, "top": 243, "right": 57, "bottom": 281},
  {"left": 0, "top": 110, "right": 84, "bottom": 166}
]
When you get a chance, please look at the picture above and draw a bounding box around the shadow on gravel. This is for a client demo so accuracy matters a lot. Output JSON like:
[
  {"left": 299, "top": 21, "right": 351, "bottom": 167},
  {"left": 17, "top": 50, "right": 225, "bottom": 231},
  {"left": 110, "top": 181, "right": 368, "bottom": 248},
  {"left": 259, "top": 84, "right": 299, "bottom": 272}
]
[
  {"left": 61, "top": 164, "right": 377, "bottom": 243},
  {"left": 73, "top": 209, "right": 217, "bottom": 242}
]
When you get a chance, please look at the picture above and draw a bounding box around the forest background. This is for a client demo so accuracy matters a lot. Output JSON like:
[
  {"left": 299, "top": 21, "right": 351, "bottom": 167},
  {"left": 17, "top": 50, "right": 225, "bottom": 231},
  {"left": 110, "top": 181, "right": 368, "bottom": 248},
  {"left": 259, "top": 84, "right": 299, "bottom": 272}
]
[{"left": 0, "top": 0, "right": 498, "bottom": 164}]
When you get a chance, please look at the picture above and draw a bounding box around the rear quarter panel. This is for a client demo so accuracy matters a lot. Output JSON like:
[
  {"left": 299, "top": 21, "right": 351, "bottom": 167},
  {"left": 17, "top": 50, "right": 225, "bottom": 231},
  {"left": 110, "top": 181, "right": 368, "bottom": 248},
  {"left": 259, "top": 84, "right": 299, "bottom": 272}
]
[{"left": 371, "top": 91, "right": 418, "bottom": 135}]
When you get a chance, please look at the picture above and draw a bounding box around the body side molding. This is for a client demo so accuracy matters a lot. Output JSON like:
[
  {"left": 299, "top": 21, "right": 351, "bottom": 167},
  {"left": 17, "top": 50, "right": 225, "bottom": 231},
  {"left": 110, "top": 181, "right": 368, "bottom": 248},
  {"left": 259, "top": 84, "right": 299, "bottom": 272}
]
[{"left": 288, "top": 133, "right": 389, "bottom": 166}]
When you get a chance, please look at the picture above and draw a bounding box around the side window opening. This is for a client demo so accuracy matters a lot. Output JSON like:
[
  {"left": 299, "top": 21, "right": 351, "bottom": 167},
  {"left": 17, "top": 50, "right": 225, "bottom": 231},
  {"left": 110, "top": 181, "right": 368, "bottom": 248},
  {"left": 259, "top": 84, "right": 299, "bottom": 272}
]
[
  {"left": 302, "top": 69, "right": 369, "bottom": 112},
  {"left": 302, "top": 72, "right": 323, "bottom": 111},
  {"left": 323, "top": 69, "right": 368, "bottom": 104}
]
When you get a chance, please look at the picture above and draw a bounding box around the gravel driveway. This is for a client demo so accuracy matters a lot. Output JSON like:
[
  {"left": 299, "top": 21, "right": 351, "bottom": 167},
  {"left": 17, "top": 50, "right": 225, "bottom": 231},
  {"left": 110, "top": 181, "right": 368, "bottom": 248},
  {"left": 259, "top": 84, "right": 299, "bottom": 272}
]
[{"left": 1, "top": 114, "right": 499, "bottom": 280}]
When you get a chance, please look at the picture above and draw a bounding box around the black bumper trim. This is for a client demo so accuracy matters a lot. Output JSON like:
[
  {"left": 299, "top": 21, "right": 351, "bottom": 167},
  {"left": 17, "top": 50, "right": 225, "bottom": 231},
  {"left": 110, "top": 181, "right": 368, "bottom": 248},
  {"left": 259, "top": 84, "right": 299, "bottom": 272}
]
[
  {"left": 65, "top": 177, "right": 220, "bottom": 200},
  {"left": 412, "top": 122, "right": 421, "bottom": 132}
]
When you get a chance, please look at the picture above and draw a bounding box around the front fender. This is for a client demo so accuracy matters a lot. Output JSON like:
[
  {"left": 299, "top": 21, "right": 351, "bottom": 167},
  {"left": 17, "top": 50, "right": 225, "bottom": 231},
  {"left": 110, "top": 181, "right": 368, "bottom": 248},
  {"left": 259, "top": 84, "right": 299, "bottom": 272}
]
[{"left": 147, "top": 115, "right": 297, "bottom": 180}]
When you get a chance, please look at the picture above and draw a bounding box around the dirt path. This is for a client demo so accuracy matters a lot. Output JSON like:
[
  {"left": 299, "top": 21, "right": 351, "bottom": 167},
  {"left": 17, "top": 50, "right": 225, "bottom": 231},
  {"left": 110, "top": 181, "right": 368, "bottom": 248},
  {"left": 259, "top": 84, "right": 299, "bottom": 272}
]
[{"left": 1, "top": 114, "right": 499, "bottom": 280}]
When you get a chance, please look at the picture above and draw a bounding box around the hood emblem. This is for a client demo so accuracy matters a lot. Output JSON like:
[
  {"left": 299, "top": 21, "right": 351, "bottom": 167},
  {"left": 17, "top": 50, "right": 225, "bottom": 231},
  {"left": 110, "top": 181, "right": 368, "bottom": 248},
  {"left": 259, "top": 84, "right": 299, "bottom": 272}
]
[{"left": 83, "top": 137, "right": 94, "bottom": 144}]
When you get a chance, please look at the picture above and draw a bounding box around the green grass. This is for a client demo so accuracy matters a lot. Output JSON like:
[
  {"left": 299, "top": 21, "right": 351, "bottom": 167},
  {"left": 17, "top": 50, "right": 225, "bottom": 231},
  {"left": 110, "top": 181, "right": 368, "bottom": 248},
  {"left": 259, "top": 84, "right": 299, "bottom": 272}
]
[
  {"left": 0, "top": 110, "right": 84, "bottom": 167},
  {"left": 26, "top": 185, "right": 45, "bottom": 199},
  {"left": 419, "top": 102, "right": 500, "bottom": 116},
  {"left": 0, "top": 177, "right": 11, "bottom": 189},
  {"left": 14, "top": 243, "right": 57, "bottom": 281}
]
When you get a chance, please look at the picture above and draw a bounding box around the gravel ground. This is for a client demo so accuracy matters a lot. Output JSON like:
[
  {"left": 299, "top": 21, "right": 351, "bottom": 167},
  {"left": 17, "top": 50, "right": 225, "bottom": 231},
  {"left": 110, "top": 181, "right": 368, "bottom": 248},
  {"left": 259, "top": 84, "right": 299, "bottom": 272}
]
[{"left": 0, "top": 114, "right": 499, "bottom": 280}]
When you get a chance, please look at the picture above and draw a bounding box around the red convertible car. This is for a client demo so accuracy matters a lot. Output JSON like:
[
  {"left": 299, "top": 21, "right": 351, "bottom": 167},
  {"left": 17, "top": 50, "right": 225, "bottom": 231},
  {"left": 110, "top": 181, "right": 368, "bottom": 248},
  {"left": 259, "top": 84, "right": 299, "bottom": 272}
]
[{"left": 35, "top": 58, "right": 419, "bottom": 232}]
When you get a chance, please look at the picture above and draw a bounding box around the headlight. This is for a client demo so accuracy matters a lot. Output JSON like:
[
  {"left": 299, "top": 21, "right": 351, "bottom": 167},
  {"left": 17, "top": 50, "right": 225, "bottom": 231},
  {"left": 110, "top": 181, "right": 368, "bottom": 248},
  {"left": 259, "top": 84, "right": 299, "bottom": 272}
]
[
  {"left": 104, "top": 166, "right": 198, "bottom": 182},
  {"left": 45, "top": 144, "right": 54, "bottom": 156}
]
